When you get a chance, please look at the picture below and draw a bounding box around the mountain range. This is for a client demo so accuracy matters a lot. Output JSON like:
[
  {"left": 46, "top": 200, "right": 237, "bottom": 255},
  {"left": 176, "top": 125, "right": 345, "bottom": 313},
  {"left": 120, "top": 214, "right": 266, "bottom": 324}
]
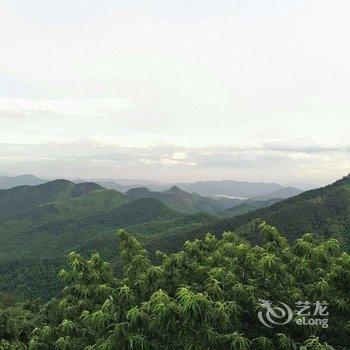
[
  {"left": 0, "top": 174, "right": 302, "bottom": 202},
  {"left": 126, "top": 186, "right": 239, "bottom": 214},
  {"left": 1, "top": 174, "right": 348, "bottom": 300},
  {"left": 0, "top": 174, "right": 45, "bottom": 190},
  {"left": 145, "top": 174, "right": 350, "bottom": 254}
]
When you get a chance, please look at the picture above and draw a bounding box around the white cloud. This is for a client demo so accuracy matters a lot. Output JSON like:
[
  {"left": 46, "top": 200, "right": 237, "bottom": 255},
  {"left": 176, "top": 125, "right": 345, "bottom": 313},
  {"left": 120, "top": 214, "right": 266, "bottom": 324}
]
[{"left": 0, "top": 0, "right": 349, "bottom": 183}]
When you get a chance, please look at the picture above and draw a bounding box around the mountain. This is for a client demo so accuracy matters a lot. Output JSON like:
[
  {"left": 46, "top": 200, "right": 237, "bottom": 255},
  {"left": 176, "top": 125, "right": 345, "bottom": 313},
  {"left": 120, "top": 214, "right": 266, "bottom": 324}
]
[
  {"left": 286, "top": 182, "right": 316, "bottom": 191},
  {"left": 145, "top": 174, "right": 350, "bottom": 254},
  {"left": 94, "top": 180, "right": 137, "bottom": 193},
  {"left": 0, "top": 180, "right": 196, "bottom": 261},
  {"left": 79, "top": 178, "right": 169, "bottom": 192},
  {"left": 0, "top": 174, "right": 46, "bottom": 190},
  {"left": 2, "top": 175, "right": 349, "bottom": 301},
  {"left": 251, "top": 186, "right": 302, "bottom": 201},
  {"left": 0, "top": 179, "right": 123, "bottom": 217},
  {"left": 126, "top": 186, "right": 229, "bottom": 214},
  {"left": 174, "top": 180, "right": 283, "bottom": 197},
  {"left": 222, "top": 198, "right": 284, "bottom": 217},
  {"left": 0, "top": 180, "right": 212, "bottom": 298},
  {"left": 74, "top": 177, "right": 301, "bottom": 198}
]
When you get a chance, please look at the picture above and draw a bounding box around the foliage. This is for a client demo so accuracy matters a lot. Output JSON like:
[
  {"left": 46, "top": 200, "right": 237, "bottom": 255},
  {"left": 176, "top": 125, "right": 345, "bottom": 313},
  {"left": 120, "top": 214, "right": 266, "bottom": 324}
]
[
  {"left": 1, "top": 176, "right": 350, "bottom": 301},
  {"left": 0, "top": 181, "right": 214, "bottom": 299},
  {"left": 1, "top": 223, "right": 349, "bottom": 349}
]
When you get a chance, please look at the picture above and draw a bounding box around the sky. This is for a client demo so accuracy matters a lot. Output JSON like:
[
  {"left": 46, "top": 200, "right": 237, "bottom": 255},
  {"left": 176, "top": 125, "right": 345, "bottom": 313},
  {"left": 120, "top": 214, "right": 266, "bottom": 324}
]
[{"left": 0, "top": 0, "right": 349, "bottom": 185}]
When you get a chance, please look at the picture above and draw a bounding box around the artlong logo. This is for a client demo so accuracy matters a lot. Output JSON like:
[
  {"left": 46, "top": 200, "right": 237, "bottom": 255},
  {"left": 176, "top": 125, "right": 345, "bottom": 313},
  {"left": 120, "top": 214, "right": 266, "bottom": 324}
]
[
  {"left": 258, "top": 299, "right": 293, "bottom": 328},
  {"left": 258, "top": 299, "right": 329, "bottom": 329}
]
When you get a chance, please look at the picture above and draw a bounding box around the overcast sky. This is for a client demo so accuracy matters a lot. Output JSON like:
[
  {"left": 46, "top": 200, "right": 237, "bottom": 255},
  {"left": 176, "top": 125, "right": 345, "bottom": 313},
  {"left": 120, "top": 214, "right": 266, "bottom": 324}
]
[{"left": 0, "top": 0, "right": 349, "bottom": 185}]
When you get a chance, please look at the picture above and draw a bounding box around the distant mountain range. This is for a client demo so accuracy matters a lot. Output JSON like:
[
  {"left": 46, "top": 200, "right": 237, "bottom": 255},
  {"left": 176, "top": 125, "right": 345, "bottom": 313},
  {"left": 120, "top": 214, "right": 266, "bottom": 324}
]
[
  {"left": 0, "top": 174, "right": 46, "bottom": 189},
  {"left": 221, "top": 198, "right": 284, "bottom": 217},
  {"left": 250, "top": 186, "right": 302, "bottom": 201},
  {"left": 0, "top": 175, "right": 303, "bottom": 201},
  {"left": 126, "top": 186, "right": 238, "bottom": 214},
  {"left": 98, "top": 179, "right": 299, "bottom": 198}
]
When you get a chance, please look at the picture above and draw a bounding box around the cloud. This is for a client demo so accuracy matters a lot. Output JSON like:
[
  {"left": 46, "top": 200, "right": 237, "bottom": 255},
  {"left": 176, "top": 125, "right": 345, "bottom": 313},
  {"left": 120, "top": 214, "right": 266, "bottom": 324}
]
[
  {"left": 0, "top": 138, "right": 348, "bottom": 184},
  {"left": 1, "top": 0, "right": 350, "bottom": 184}
]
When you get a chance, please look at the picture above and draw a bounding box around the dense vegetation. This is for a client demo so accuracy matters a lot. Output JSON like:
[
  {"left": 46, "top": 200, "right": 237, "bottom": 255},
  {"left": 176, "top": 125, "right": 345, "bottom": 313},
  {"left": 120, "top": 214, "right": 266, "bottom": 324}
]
[
  {"left": 220, "top": 199, "right": 283, "bottom": 218},
  {"left": 1, "top": 223, "right": 349, "bottom": 349},
  {"left": 0, "top": 181, "right": 213, "bottom": 299},
  {"left": 146, "top": 175, "right": 350, "bottom": 255},
  {"left": 0, "top": 175, "right": 349, "bottom": 303}
]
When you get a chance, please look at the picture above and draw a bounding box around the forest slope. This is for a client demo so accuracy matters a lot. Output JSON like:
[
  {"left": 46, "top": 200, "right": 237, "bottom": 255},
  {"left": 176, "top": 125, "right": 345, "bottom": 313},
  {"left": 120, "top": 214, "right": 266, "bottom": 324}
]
[{"left": 145, "top": 175, "right": 350, "bottom": 253}]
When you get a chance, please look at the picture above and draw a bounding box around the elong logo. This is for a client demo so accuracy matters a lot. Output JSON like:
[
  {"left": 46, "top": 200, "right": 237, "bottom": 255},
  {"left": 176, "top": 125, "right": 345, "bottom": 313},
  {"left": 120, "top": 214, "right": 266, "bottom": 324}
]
[{"left": 258, "top": 299, "right": 329, "bottom": 329}]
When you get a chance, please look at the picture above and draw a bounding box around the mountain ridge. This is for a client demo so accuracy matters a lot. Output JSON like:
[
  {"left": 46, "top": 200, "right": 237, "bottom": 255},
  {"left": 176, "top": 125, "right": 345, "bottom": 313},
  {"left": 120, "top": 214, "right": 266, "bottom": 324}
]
[
  {"left": 126, "top": 186, "right": 230, "bottom": 214},
  {"left": 144, "top": 174, "right": 350, "bottom": 254}
]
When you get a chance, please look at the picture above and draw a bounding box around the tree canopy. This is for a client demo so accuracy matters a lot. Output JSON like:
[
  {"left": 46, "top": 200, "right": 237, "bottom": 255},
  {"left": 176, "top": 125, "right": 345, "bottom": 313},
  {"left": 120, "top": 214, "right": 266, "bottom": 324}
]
[{"left": 1, "top": 223, "right": 349, "bottom": 349}]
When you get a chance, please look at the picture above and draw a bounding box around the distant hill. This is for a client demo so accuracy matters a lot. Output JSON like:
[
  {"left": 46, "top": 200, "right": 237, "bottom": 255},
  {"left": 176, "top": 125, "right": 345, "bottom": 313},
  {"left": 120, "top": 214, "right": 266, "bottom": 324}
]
[
  {"left": 84, "top": 178, "right": 169, "bottom": 192},
  {"left": 0, "top": 179, "right": 118, "bottom": 217},
  {"left": 75, "top": 177, "right": 302, "bottom": 198},
  {"left": 174, "top": 180, "right": 283, "bottom": 197},
  {"left": 126, "top": 186, "right": 229, "bottom": 214},
  {"left": 222, "top": 198, "right": 283, "bottom": 217},
  {"left": 0, "top": 180, "right": 211, "bottom": 298},
  {"left": 251, "top": 186, "right": 302, "bottom": 201},
  {"left": 0, "top": 174, "right": 46, "bottom": 190},
  {"left": 145, "top": 174, "right": 350, "bottom": 253},
  {"left": 94, "top": 180, "right": 136, "bottom": 193}
]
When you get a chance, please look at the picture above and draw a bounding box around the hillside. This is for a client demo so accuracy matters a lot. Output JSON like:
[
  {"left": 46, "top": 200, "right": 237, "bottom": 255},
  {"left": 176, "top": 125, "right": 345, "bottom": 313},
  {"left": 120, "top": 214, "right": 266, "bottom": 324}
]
[
  {"left": 0, "top": 185, "right": 181, "bottom": 262},
  {"left": 1, "top": 175, "right": 349, "bottom": 300},
  {"left": 0, "top": 180, "right": 210, "bottom": 298},
  {"left": 126, "top": 186, "right": 230, "bottom": 214},
  {"left": 221, "top": 198, "right": 283, "bottom": 217},
  {"left": 76, "top": 177, "right": 302, "bottom": 199},
  {"left": 4, "top": 225, "right": 348, "bottom": 349},
  {"left": 251, "top": 186, "right": 302, "bottom": 201},
  {"left": 145, "top": 174, "right": 350, "bottom": 253},
  {"left": 0, "top": 180, "right": 125, "bottom": 217},
  {"left": 0, "top": 174, "right": 46, "bottom": 190}
]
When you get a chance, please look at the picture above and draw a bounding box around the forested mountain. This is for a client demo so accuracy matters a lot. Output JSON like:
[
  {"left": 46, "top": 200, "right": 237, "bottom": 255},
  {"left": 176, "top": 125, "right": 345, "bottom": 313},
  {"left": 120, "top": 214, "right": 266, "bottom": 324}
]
[
  {"left": 127, "top": 186, "right": 234, "bottom": 214},
  {"left": 0, "top": 174, "right": 46, "bottom": 190},
  {"left": 81, "top": 178, "right": 169, "bottom": 192},
  {"left": 251, "top": 186, "right": 302, "bottom": 201},
  {"left": 0, "top": 175, "right": 302, "bottom": 202},
  {"left": 75, "top": 177, "right": 303, "bottom": 199},
  {"left": 1, "top": 177, "right": 350, "bottom": 348},
  {"left": 0, "top": 183, "right": 180, "bottom": 261},
  {"left": 0, "top": 175, "right": 349, "bottom": 302},
  {"left": 0, "top": 180, "right": 212, "bottom": 298},
  {"left": 0, "top": 180, "right": 126, "bottom": 217},
  {"left": 146, "top": 175, "right": 350, "bottom": 254},
  {"left": 221, "top": 198, "right": 283, "bottom": 217}
]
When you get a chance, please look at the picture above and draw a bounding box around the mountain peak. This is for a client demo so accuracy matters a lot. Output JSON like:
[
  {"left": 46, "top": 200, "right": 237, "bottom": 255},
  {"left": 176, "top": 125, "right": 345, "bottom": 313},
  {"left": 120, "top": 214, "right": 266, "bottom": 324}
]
[{"left": 167, "top": 185, "right": 184, "bottom": 193}]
